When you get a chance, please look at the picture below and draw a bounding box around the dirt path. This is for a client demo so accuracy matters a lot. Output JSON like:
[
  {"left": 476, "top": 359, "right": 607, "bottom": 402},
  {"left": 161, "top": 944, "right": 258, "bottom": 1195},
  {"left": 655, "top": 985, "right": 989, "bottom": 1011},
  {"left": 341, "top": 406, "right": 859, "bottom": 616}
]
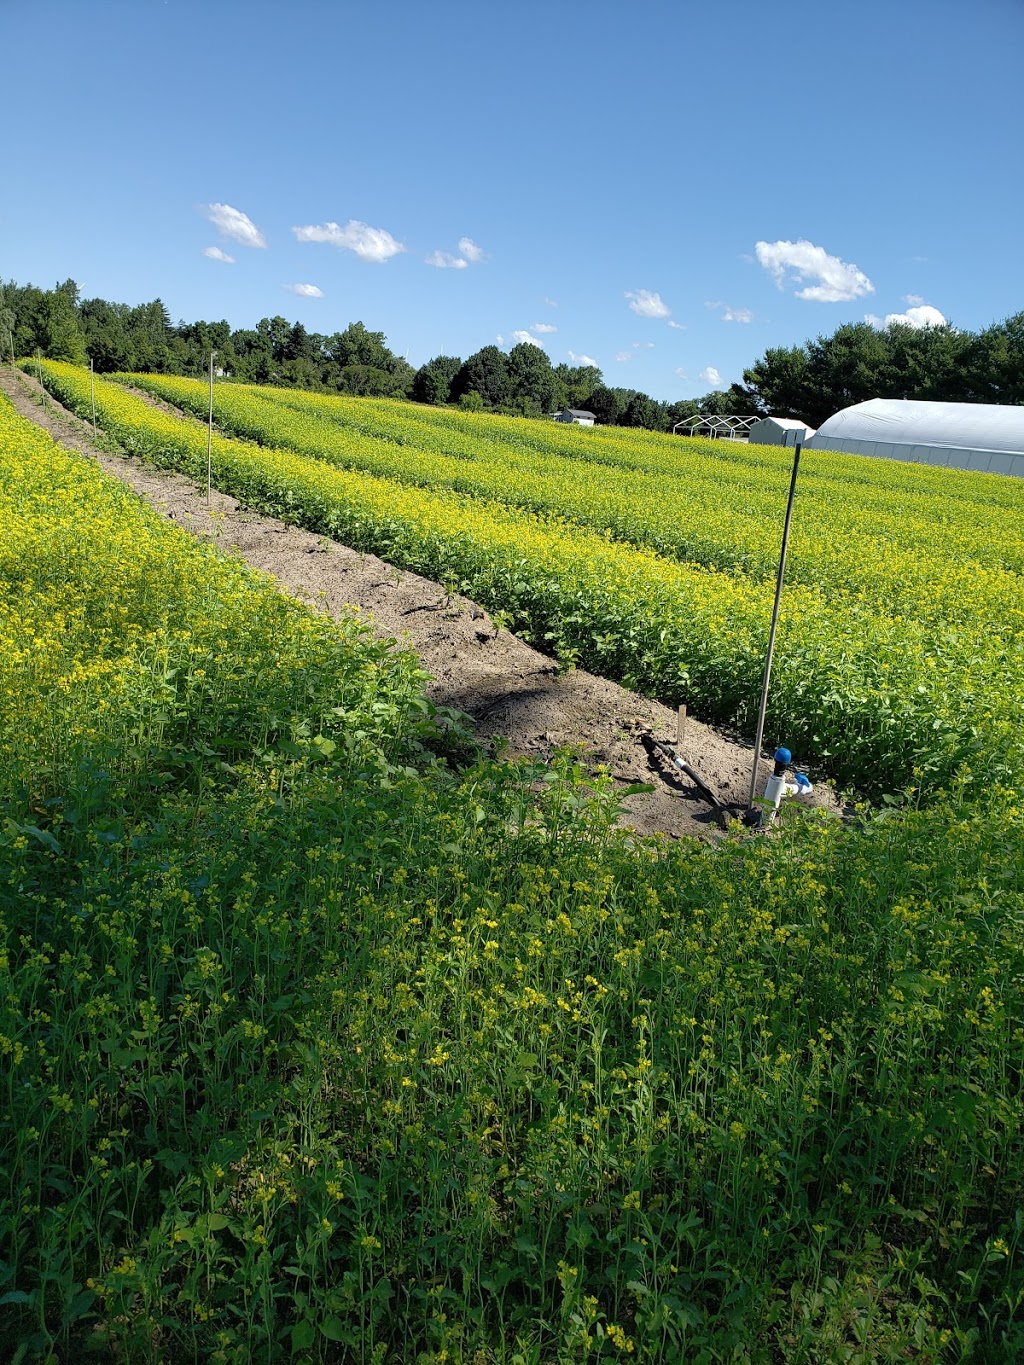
[{"left": 1, "top": 366, "right": 838, "bottom": 839}]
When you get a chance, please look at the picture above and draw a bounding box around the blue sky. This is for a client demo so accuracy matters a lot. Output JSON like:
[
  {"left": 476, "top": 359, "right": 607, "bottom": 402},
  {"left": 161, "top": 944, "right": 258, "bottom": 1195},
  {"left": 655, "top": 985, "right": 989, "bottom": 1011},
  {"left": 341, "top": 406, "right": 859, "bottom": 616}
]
[{"left": 4, "top": 0, "right": 1023, "bottom": 400}]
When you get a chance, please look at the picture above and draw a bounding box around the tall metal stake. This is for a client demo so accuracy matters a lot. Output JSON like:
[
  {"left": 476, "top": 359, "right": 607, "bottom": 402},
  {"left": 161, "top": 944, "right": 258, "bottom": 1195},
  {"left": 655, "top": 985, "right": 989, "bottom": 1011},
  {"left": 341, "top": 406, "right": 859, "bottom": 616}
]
[
  {"left": 90, "top": 358, "right": 97, "bottom": 436},
  {"left": 206, "top": 350, "right": 216, "bottom": 510},
  {"left": 747, "top": 441, "right": 802, "bottom": 809}
]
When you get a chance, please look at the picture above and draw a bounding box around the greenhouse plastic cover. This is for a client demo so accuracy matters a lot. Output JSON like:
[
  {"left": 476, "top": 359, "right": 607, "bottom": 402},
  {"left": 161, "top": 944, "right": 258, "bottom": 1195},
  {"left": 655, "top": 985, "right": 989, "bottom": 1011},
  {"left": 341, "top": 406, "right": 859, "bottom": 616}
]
[{"left": 806, "top": 399, "right": 1024, "bottom": 476}]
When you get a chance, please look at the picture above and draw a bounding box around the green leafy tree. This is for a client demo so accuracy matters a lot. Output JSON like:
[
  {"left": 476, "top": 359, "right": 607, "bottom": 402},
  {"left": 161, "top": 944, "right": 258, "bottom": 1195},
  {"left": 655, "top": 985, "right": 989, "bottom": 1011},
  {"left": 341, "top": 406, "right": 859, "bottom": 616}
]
[
  {"left": 555, "top": 363, "right": 603, "bottom": 409},
  {"left": 622, "top": 391, "right": 661, "bottom": 430},
  {"left": 506, "top": 342, "right": 564, "bottom": 415},
  {"left": 34, "top": 279, "right": 87, "bottom": 364},
  {"left": 127, "top": 300, "right": 173, "bottom": 373},
  {"left": 451, "top": 346, "right": 510, "bottom": 408},
  {"left": 665, "top": 399, "right": 699, "bottom": 428},
  {"left": 412, "top": 354, "right": 462, "bottom": 405},
  {"left": 582, "top": 386, "right": 623, "bottom": 425},
  {"left": 338, "top": 364, "right": 409, "bottom": 398}
]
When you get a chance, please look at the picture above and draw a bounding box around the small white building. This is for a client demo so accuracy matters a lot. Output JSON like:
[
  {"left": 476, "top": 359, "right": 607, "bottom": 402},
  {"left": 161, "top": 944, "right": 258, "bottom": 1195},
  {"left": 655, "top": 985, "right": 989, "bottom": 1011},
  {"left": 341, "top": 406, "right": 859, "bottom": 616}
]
[
  {"left": 748, "top": 416, "right": 815, "bottom": 447},
  {"left": 553, "top": 409, "right": 596, "bottom": 426},
  {"left": 805, "top": 399, "right": 1024, "bottom": 476}
]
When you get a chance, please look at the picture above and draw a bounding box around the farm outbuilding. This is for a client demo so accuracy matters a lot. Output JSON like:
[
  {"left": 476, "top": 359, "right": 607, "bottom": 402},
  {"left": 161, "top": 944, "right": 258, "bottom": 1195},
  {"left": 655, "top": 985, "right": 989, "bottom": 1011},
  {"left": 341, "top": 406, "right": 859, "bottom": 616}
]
[
  {"left": 748, "top": 416, "right": 815, "bottom": 447},
  {"left": 805, "top": 399, "right": 1024, "bottom": 476},
  {"left": 553, "top": 409, "right": 596, "bottom": 426}
]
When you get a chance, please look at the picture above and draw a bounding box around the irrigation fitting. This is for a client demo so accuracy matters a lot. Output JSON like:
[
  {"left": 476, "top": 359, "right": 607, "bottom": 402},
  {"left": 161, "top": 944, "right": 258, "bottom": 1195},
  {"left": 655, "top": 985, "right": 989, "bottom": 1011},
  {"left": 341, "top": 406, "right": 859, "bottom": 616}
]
[{"left": 759, "top": 746, "right": 812, "bottom": 823}]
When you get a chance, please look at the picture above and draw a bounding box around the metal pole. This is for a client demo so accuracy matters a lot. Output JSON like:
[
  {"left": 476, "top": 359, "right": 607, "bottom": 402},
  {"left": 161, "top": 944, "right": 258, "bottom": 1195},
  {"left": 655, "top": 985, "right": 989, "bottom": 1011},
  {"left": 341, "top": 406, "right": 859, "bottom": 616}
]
[
  {"left": 207, "top": 349, "right": 216, "bottom": 510},
  {"left": 90, "top": 358, "right": 97, "bottom": 436},
  {"left": 747, "top": 441, "right": 802, "bottom": 809}
]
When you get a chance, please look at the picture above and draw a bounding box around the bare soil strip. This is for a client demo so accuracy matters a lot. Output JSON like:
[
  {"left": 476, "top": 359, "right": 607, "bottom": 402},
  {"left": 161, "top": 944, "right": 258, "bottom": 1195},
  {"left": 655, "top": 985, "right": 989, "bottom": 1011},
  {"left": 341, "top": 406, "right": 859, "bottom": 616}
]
[{"left": 1, "top": 366, "right": 838, "bottom": 838}]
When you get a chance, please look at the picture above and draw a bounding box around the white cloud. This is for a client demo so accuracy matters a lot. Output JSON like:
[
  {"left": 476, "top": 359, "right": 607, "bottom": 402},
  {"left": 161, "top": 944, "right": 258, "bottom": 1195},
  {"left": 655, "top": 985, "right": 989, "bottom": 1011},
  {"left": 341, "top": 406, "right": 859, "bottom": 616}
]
[
  {"left": 205, "top": 203, "right": 267, "bottom": 249},
  {"left": 615, "top": 351, "right": 632, "bottom": 362},
  {"left": 632, "top": 341, "right": 655, "bottom": 350},
  {"left": 873, "top": 303, "right": 948, "bottom": 330},
  {"left": 203, "top": 246, "right": 235, "bottom": 263},
  {"left": 293, "top": 220, "right": 405, "bottom": 263},
  {"left": 284, "top": 283, "right": 324, "bottom": 298},
  {"left": 904, "top": 293, "right": 925, "bottom": 306},
  {"left": 625, "top": 289, "right": 671, "bottom": 319},
  {"left": 543, "top": 296, "right": 558, "bottom": 308},
  {"left": 495, "top": 334, "right": 504, "bottom": 345},
  {"left": 512, "top": 330, "right": 544, "bottom": 347},
  {"left": 704, "top": 300, "right": 722, "bottom": 310},
  {"left": 532, "top": 322, "right": 558, "bottom": 333},
  {"left": 675, "top": 367, "right": 689, "bottom": 380},
  {"left": 666, "top": 320, "right": 686, "bottom": 330},
  {"left": 568, "top": 350, "right": 597, "bottom": 365},
  {"left": 754, "top": 238, "right": 874, "bottom": 302},
  {"left": 427, "top": 236, "right": 484, "bottom": 269},
  {"left": 426, "top": 250, "right": 469, "bottom": 269},
  {"left": 722, "top": 306, "right": 753, "bottom": 323},
  {"left": 699, "top": 366, "right": 723, "bottom": 387}
]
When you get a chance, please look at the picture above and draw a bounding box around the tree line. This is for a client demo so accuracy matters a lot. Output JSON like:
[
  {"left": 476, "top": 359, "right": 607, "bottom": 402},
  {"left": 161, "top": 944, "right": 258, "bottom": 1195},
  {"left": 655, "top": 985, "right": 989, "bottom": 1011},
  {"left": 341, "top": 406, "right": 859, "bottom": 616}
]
[
  {"left": 734, "top": 314, "right": 1024, "bottom": 429},
  {"left": 2, "top": 277, "right": 1022, "bottom": 431}
]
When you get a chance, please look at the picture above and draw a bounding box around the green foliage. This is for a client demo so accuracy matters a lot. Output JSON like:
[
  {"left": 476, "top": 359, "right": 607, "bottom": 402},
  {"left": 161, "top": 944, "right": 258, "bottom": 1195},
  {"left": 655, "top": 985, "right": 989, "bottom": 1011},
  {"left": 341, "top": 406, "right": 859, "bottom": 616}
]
[
  {"left": 413, "top": 355, "right": 461, "bottom": 405},
  {"left": 741, "top": 313, "right": 1024, "bottom": 427},
  {"left": 622, "top": 391, "right": 663, "bottom": 430},
  {"left": 451, "top": 344, "right": 510, "bottom": 408},
  {"left": 33, "top": 363, "right": 1024, "bottom": 804},
  {"left": 583, "top": 385, "right": 623, "bottom": 425},
  {"left": 2, "top": 390, "right": 1023, "bottom": 1360},
  {"left": 555, "top": 361, "right": 604, "bottom": 408}
]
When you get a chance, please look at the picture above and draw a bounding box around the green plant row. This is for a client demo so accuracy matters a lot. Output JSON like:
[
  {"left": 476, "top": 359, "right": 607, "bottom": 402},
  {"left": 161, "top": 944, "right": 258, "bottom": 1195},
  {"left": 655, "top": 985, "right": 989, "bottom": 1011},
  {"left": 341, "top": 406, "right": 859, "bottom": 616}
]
[
  {"left": 34, "top": 360, "right": 1024, "bottom": 798},
  {"left": 122, "top": 371, "right": 1024, "bottom": 626}
]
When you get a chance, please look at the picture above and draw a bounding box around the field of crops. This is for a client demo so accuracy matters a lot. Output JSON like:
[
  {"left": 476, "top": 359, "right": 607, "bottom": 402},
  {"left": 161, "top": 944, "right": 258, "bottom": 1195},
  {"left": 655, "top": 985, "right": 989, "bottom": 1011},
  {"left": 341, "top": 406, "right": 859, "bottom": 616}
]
[
  {"left": 29, "top": 361, "right": 1024, "bottom": 801},
  {"left": 4, "top": 380, "right": 1024, "bottom": 1361}
]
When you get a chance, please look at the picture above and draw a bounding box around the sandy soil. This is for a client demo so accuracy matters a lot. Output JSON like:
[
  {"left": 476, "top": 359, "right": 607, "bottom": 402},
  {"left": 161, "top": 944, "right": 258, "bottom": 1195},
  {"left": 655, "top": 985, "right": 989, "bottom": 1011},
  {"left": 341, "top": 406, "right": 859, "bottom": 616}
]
[{"left": 1, "top": 366, "right": 840, "bottom": 839}]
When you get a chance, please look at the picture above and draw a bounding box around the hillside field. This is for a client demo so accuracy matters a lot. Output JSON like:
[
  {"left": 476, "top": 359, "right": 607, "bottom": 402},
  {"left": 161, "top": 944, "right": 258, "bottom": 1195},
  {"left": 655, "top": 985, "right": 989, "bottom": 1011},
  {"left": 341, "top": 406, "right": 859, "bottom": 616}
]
[{"left": 2, "top": 368, "right": 1023, "bottom": 1362}]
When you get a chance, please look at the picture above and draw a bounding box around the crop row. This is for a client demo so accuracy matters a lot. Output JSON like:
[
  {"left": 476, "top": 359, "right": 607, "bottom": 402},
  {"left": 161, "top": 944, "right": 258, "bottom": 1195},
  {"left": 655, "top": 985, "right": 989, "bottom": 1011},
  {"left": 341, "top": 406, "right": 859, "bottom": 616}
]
[
  {"left": 121, "top": 371, "right": 1024, "bottom": 632},
  {"left": 0, "top": 388, "right": 437, "bottom": 812},
  {"left": 33, "top": 360, "right": 1024, "bottom": 796}
]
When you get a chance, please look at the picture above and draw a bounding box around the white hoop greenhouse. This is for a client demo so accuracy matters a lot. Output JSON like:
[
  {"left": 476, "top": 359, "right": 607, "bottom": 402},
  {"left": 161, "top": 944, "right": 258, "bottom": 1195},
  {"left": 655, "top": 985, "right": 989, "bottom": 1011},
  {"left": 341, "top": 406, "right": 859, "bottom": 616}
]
[{"left": 805, "top": 398, "right": 1024, "bottom": 476}]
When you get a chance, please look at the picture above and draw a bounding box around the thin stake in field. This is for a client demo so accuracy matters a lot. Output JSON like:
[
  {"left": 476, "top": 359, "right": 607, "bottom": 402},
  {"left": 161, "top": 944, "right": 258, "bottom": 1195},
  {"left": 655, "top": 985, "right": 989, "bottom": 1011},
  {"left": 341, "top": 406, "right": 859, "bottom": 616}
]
[
  {"left": 747, "top": 441, "right": 802, "bottom": 810},
  {"left": 207, "top": 349, "right": 216, "bottom": 510}
]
